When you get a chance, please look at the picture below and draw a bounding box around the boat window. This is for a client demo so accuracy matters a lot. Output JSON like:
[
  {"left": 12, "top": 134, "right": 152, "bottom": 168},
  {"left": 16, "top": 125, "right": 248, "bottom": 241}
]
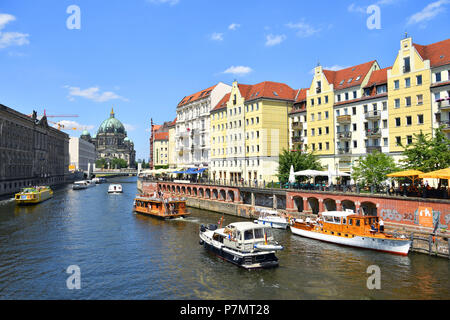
[
  {"left": 244, "top": 230, "right": 254, "bottom": 240},
  {"left": 365, "top": 219, "right": 369, "bottom": 225},
  {"left": 333, "top": 216, "right": 341, "bottom": 223},
  {"left": 356, "top": 220, "right": 360, "bottom": 227},
  {"left": 254, "top": 228, "right": 264, "bottom": 239},
  {"left": 324, "top": 216, "right": 334, "bottom": 223},
  {"left": 348, "top": 219, "right": 353, "bottom": 225},
  {"left": 236, "top": 231, "right": 241, "bottom": 241},
  {"left": 343, "top": 218, "right": 347, "bottom": 225}
]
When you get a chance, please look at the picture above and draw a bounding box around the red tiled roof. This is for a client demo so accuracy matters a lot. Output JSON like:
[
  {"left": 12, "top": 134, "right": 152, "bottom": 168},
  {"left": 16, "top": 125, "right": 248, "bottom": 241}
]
[
  {"left": 168, "top": 117, "right": 177, "bottom": 127},
  {"left": 364, "top": 67, "right": 391, "bottom": 88},
  {"left": 154, "top": 132, "right": 169, "bottom": 141},
  {"left": 294, "top": 88, "right": 308, "bottom": 102},
  {"left": 323, "top": 61, "right": 377, "bottom": 90},
  {"left": 414, "top": 39, "right": 450, "bottom": 67},
  {"left": 177, "top": 84, "right": 217, "bottom": 107},
  {"left": 244, "top": 81, "right": 297, "bottom": 102},
  {"left": 211, "top": 93, "right": 230, "bottom": 112}
]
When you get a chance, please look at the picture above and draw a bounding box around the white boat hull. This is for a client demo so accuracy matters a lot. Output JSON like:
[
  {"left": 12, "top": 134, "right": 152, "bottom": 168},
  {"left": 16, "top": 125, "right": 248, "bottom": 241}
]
[
  {"left": 254, "top": 219, "right": 289, "bottom": 229},
  {"left": 290, "top": 226, "right": 411, "bottom": 255}
]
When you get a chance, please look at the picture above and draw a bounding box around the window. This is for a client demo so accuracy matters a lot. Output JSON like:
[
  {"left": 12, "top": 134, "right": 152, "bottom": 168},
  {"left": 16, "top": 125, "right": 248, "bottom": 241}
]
[
  {"left": 382, "top": 102, "right": 387, "bottom": 110},
  {"left": 311, "top": 114, "right": 315, "bottom": 121},
  {"left": 244, "top": 230, "right": 253, "bottom": 240},
  {"left": 325, "top": 126, "right": 329, "bottom": 134},
  {"left": 377, "top": 85, "right": 387, "bottom": 94},
  {"left": 418, "top": 114, "right": 424, "bottom": 124},
  {"left": 394, "top": 80, "right": 400, "bottom": 89},
  {"left": 383, "top": 138, "right": 388, "bottom": 146},
  {"left": 353, "top": 123, "right": 357, "bottom": 131},
  {"left": 407, "top": 135, "right": 413, "bottom": 145},
  {"left": 311, "top": 128, "right": 315, "bottom": 136},
  {"left": 436, "top": 72, "right": 442, "bottom": 82},
  {"left": 416, "top": 75, "right": 422, "bottom": 85},
  {"left": 318, "top": 97, "right": 322, "bottom": 105},
  {"left": 318, "top": 127, "right": 322, "bottom": 135},
  {"left": 396, "top": 136, "right": 401, "bottom": 146},
  {"left": 364, "top": 105, "right": 368, "bottom": 113},
  {"left": 353, "top": 140, "right": 357, "bottom": 148},
  {"left": 325, "top": 96, "right": 329, "bottom": 103},
  {"left": 403, "top": 57, "right": 411, "bottom": 73},
  {"left": 311, "top": 99, "right": 315, "bottom": 106},
  {"left": 405, "top": 77, "right": 411, "bottom": 88},
  {"left": 395, "top": 118, "right": 401, "bottom": 126},
  {"left": 353, "top": 91, "right": 357, "bottom": 99},
  {"left": 395, "top": 99, "right": 400, "bottom": 108},
  {"left": 326, "top": 142, "right": 330, "bottom": 150},
  {"left": 345, "top": 92, "right": 349, "bottom": 100},
  {"left": 337, "top": 94, "right": 341, "bottom": 102},
  {"left": 352, "top": 107, "right": 356, "bottom": 115},
  {"left": 405, "top": 96, "right": 411, "bottom": 107},
  {"left": 383, "top": 119, "right": 388, "bottom": 128},
  {"left": 325, "top": 111, "right": 329, "bottom": 119},
  {"left": 417, "top": 94, "right": 423, "bottom": 105},
  {"left": 319, "top": 143, "right": 322, "bottom": 150},
  {"left": 406, "top": 116, "right": 412, "bottom": 126}
]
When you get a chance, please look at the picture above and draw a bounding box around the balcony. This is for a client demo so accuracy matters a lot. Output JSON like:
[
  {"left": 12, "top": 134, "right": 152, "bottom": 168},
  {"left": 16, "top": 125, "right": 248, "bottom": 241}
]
[
  {"left": 437, "top": 98, "right": 450, "bottom": 111},
  {"left": 439, "top": 120, "right": 450, "bottom": 132},
  {"left": 367, "top": 145, "right": 382, "bottom": 153},
  {"left": 292, "top": 121, "right": 303, "bottom": 130},
  {"left": 338, "top": 148, "right": 351, "bottom": 156},
  {"left": 337, "top": 131, "right": 352, "bottom": 140},
  {"left": 292, "top": 136, "right": 303, "bottom": 143},
  {"left": 364, "top": 110, "right": 381, "bottom": 120},
  {"left": 366, "top": 127, "right": 381, "bottom": 137},
  {"left": 336, "top": 115, "right": 351, "bottom": 124}
]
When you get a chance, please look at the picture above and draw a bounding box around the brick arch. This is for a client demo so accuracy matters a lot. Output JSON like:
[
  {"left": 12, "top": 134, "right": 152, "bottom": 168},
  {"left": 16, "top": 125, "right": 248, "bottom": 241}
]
[
  {"left": 227, "top": 190, "right": 235, "bottom": 202},
  {"left": 187, "top": 186, "right": 191, "bottom": 195},
  {"left": 205, "top": 189, "right": 211, "bottom": 199},
  {"left": 307, "top": 197, "right": 319, "bottom": 215},
  {"left": 342, "top": 200, "right": 356, "bottom": 212},
  {"left": 199, "top": 188, "right": 204, "bottom": 198},
  {"left": 323, "top": 198, "right": 337, "bottom": 211},
  {"left": 212, "top": 189, "right": 218, "bottom": 200},
  {"left": 193, "top": 187, "right": 198, "bottom": 196},
  {"left": 181, "top": 186, "right": 186, "bottom": 194},
  {"left": 361, "top": 201, "right": 377, "bottom": 216},
  {"left": 219, "top": 189, "right": 226, "bottom": 201},
  {"left": 293, "top": 196, "right": 304, "bottom": 212}
]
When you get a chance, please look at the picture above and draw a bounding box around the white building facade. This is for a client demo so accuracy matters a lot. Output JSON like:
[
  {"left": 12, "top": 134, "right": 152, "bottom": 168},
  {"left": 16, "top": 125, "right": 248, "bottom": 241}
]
[
  {"left": 69, "top": 137, "right": 96, "bottom": 172},
  {"left": 175, "top": 82, "right": 231, "bottom": 169}
]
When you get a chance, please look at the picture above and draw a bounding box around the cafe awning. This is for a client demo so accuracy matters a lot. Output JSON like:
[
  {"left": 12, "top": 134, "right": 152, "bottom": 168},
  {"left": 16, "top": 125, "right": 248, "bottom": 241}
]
[
  {"left": 418, "top": 168, "right": 450, "bottom": 180},
  {"left": 387, "top": 170, "right": 424, "bottom": 184}
]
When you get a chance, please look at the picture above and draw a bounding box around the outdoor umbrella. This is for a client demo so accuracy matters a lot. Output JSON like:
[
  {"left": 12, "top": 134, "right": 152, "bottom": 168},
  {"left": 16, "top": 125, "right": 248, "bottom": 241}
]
[
  {"left": 387, "top": 169, "right": 424, "bottom": 185},
  {"left": 418, "top": 168, "right": 450, "bottom": 180},
  {"left": 289, "top": 165, "right": 296, "bottom": 183}
]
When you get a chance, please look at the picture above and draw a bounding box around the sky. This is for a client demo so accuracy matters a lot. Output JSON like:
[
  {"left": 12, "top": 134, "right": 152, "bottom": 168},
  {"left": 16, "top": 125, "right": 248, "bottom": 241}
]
[{"left": 0, "top": 0, "right": 449, "bottom": 161}]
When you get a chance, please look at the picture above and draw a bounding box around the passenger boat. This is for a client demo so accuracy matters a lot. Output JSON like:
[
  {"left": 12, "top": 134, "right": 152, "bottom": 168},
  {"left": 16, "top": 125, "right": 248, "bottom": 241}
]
[
  {"left": 133, "top": 195, "right": 189, "bottom": 219},
  {"left": 254, "top": 209, "right": 289, "bottom": 229},
  {"left": 290, "top": 210, "right": 411, "bottom": 256},
  {"left": 72, "top": 180, "right": 95, "bottom": 190},
  {"left": 15, "top": 186, "right": 53, "bottom": 205},
  {"left": 108, "top": 184, "right": 123, "bottom": 194},
  {"left": 199, "top": 222, "right": 283, "bottom": 269},
  {"left": 92, "top": 177, "right": 107, "bottom": 184}
]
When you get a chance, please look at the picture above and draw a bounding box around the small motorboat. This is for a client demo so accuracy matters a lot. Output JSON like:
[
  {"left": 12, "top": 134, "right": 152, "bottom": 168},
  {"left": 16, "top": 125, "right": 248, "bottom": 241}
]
[
  {"left": 72, "top": 180, "right": 95, "bottom": 190},
  {"left": 133, "top": 195, "right": 188, "bottom": 219},
  {"left": 199, "top": 221, "right": 283, "bottom": 269},
  {"left": 15, "top": 186, "right": 53, "bottom": 205},
  {"left": 108, "top": 184, "right": 123, "bottom": 194},
  {"left": 254, "top": 209, "right": 289, "bottom": 229},
  {"left": 92, "top": 177, "right": 107, "bottom": 184}
]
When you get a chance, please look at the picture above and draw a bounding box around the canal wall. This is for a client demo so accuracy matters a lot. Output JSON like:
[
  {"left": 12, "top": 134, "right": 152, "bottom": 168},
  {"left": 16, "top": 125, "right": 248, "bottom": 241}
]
[{"left": 140, "top": 180, "right": 450, "bottom": 258}]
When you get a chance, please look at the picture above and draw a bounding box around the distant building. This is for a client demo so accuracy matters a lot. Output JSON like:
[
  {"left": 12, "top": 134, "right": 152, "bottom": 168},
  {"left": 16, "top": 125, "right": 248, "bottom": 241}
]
[
  {"left": 91, "top": 108, "right": 136, "bottom": 168},
  {"left": 69, "top": 136, "right": 96, "bottom": 171},
  {"left": 0, "top": 105, "right": 69, "bottom": 196},
  {"left": 149, "top": 119, "right": 171, "bottom": 169}
]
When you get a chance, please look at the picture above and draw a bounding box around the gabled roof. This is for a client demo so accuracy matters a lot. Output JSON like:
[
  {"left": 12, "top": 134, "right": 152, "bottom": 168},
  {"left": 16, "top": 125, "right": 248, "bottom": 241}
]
[
  {"left": 168, "top": 117, "right": 177, "bottom": 128},
  {"left": 414, "top": 38, "right": 450, "bottom": 68},
  {"left": 364, "top": 67, "right": 391, "bottom": 88},
  {"left": 323, "top": 61, "right": 376, "bottom": 90},
  {"left": 177, "top": 84, "right": 217, "bottom": 107},
  {"left": 294, "top": 88, "right": 308, "bottom": 103},
  {"left": 211, "top": 93, "right": 230, "bottom": 113},
  {"left": 154, "top": 132, "right": 169, "bottom": 141}
]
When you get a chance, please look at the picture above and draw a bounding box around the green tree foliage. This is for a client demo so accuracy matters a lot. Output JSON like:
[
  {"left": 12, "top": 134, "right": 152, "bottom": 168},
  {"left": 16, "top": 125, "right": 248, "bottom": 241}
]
[
  {"left": 95, "top": 158, "right": 107, "bottom": 169},
  {"left": 277, "top": 149, "right": 323, "bottom": 183},
  {"left": 352, "top": 151, "right": 399, "bottom": 188},
  {"left": 111, "top": 158, "right": 128, "bottom": 169},
  {"left": 400, "top": 127, "right": 450, "bottom": 172}
]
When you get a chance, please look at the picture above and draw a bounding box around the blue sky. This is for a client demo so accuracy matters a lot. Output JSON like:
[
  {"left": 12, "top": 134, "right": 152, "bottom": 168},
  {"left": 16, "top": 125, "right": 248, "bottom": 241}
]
[{"left": 1, "top": 0, "right": 449, "bottom": 160}]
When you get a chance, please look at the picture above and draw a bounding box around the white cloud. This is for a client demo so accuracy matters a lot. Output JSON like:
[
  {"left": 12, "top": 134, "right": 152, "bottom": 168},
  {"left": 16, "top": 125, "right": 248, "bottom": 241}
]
[
  {"left": 286, "top": 22, "right": 320, "bottom": 37},
  {"left": 146, "top": 0, "right": 179, "bottom": 5},
  {"left": 347, "top": 3, "right": 366, "bottom": 14},
  {"left": 407, "top": 0, "right": 450, "bottom": 25},
  {"left": 228, "top": 23, "right": 240, "bottom": 31},
  {"left": 265, "top": 34, "right": 286, "bottom": 47},
  {"left": 223, "top": 65, "right": 253, "bottom": 76},
  {"left": 0, "top": 13, "right": 29, "bottom": 49},
  {"left": 53, "top": 120, "right": 94, "bottom": 131},
  {"left": 309, "top": 65, "right": 350, "bottom": 74},
  {"left": 124, "top": 123, "right": 137, "bottom": 131},
  {"left": 65, "top": 86, "right": 129, "bottom": 103},
  {"left": 210, "top": 32, "right": 224, "bottom": 41}
]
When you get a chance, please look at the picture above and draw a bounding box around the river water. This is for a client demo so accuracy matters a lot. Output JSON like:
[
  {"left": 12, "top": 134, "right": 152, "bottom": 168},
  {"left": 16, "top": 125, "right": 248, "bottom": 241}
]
[{"left": 0, "top": 176, "right": 448, "bottom": 300}]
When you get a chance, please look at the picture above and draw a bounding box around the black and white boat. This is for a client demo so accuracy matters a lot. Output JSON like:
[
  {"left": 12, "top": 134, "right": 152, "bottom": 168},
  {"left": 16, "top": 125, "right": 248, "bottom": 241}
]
[{"left": 199, "top": 222, "right": 283, "bottom": 269}]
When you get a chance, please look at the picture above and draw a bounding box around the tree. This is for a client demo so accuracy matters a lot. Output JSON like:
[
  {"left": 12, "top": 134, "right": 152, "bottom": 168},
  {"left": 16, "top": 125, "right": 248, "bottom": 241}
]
[
  {"left": 352, "top": 151, "right": 399, "bottom": 188},
  {"left": 95, "top": 158, "right": 107, "bottom": 169},
  {"left": 400, "top": 127, "right": 450, "bottom": 172},
  {"left": 277, "top": 149, "right": 323, "bottom": 183},
  {"left": 110, "top": 158, "right": 128, "bottom": 169}
]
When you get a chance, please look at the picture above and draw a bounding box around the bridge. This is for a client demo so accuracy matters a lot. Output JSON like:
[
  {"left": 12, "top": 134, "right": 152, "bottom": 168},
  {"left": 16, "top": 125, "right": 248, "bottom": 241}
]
[{"left": 90, "top": 169, "right": 138, "bottom": 177}]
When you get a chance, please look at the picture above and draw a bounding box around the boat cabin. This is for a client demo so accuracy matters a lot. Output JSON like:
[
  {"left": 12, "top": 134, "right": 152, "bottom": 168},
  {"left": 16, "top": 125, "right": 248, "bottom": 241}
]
[
  {"left": 213, "top": 222, "right": 273, "bottom": 251},
  {"left": 319, "top": 211, "right": 382, "bottom": 237},
  {"left": 134, "top": 196, "right": 187, "bottom": 218}
]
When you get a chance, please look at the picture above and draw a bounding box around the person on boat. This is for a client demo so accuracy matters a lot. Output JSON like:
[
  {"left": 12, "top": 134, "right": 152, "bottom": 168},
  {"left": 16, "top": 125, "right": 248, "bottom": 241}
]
[
  {"left": 305, "top": 217, "right": 311, "bottom": 224},
  {"left": 379, "top": 218, "right": 384, "bottom": 232},
  {"left": 370, "top": 223, "right": 378, "bottom": 233}
]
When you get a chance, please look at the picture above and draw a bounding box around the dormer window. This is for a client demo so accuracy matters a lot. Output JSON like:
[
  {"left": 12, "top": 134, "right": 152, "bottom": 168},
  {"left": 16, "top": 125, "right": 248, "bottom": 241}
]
[
  {"left": 348, "top": 78, "right": 353, "bottom": 83},
  {"left": 339, "top": 80, "right": 344, "bottom": 85}
]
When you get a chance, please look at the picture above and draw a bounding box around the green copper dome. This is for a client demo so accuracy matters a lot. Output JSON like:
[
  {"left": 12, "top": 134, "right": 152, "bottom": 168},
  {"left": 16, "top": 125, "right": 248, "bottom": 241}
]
[
  {"left": 97, "top": 108, "right": 126, "bottom": 135},
  {"left": 81, "top": 130, "right": 90, "bottom": 136}
]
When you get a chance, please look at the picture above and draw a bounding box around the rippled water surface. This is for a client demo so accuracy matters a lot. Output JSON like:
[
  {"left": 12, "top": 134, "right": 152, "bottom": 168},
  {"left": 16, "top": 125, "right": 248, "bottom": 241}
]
[{"left": 0, "top": 176, "right": 448, "bottom": 299}]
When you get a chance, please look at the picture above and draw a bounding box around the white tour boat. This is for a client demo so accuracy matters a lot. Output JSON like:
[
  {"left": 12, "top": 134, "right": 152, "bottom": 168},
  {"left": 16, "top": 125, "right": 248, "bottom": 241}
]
[
  {"left": 199, "top": 221, "right": 283, "bottom": 269},
  {"left": 254, "top": 209, "right": 289, "bottom": 229},
  {"left": 72, "top": 180, "right": 95, "bottom": 190},
  {"left": 108, "top": 184, "right": 123, "bottom": 194}
]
